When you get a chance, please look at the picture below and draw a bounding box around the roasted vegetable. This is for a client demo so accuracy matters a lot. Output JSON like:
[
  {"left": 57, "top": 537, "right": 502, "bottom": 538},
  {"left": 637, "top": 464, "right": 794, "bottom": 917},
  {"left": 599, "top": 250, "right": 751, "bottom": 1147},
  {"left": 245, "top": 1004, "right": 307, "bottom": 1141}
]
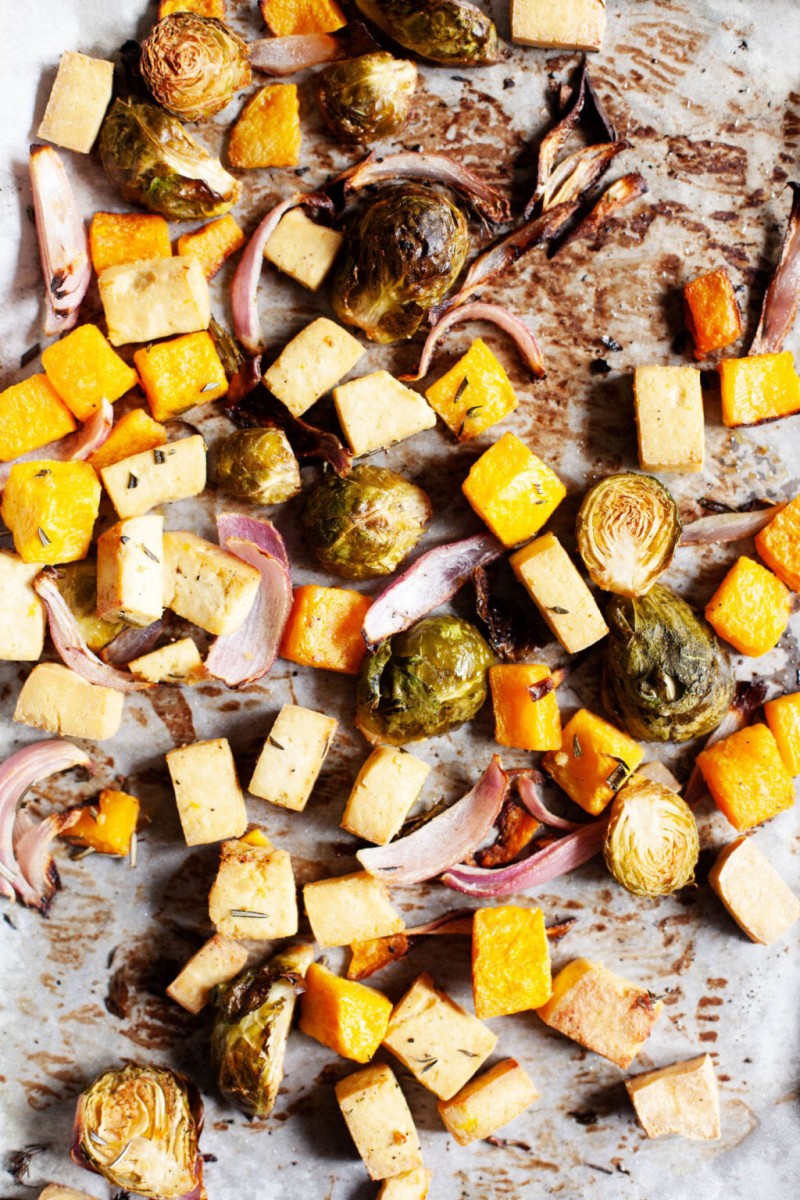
[
  {"left": 140, "top": 13, "right": 251, "bottom": 121},
  {"left": 53, "top": 560, "right": 126, "bottom": 651},
  {"left": 330, "top": 184, "right": 469, "bottom": 343},
  {"left": 353, "top": 0, "right": 507, "bottom": 66},
  {"left": 301, "top": 465, "right": 431, "bottom": 579},
  {"left": 603, "top": 777, "right": 699, "bottom": 897},
  {"left": 99, "top": 97, "right": 240, "bottom": 220},
  {"left": 71, "top": 1063, "right": 204, "bottom": 1199},
  {"left": 355, "top": 614, "right": 494, "bottom": 745},
  {"left": 212, "top": 427, "right": 301, "bottom": 505},
  {"left": 576, "top": 472, "right": 681, "bottom": 597},
  {"left": 603, "top": 584, "right": 735, "bottom": 743},
  {"left": 316, "top": 52, "right": 417, "bottom": 143},
  {"left": 281, "top": 584, "right": 371, "bottom": 674}
]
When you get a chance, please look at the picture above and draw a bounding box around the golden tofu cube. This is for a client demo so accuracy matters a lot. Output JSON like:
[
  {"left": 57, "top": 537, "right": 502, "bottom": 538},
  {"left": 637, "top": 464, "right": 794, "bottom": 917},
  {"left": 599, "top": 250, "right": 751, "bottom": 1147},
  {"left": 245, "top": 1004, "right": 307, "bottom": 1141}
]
[
  {"left": 264, "top": 208, "right": 344, "bottom": 291},
  {"left": 263, "top": 317, "right": 365, "bottom": 417},
  {"left": 335, "top": 1063, "right": 423, "bottom": 1180},
  {"left": 37, "top": 51, "right": 114, "bottom": 153},
  {"left": 511, "top": 0, "right": 606, "bottom": 50},
  {"left": 166, "top": 934, "right": 249, "bottom": 1014},
  {"left": 163, "top": 531, "right": 261, "bottom": 636},
  {"left": 166, "top": 738, "right": 248, "bottom": 846},
  {"left": 98, "top": 256, "right": 211, "bottom": 347},
  {"left": 342, "top": 747, "right": 431, "bottom": 845},
  {"left": 0, "top": 551, "right": 46, "bottom": 661},
  {"left": 100, "top": 435, "right": 207, "bottom": 520},
  {"left": 437, "top": 1059, "right": 540, "bottom": 1146},
  {"left": 304, "top": 871, "right": 405, "bottom": 948},
  {"left": 709, "top": 836, "right": 800, "bottom": 945},
  {"left": 626, "top": 1054, "right": 721, "bottom": 1140},
  {"left": 129, "top": 638, "right": 205, "bottom": 685},
  {"left": 96, "top": 515, "right": 164, "bottom": 627},
  {"left": 377, "top": 1168, "right": 433, "bottom": 1200},
  {"left": 209, "top": 837, "right": 299, "bottom": 939},
  {"left": 510, "top": 532, "right": 608, "bottom": 654},
  {"left": 334, "top": 371, "right": 436, "bottom": 456},
  {"left": 248, "top": 704, "right": 338, "bottom": 812},
  {"left": 15, "top": 662, "right": 124, "bottom": 741},
  {"left": 634, "top": 365, "right": 704, "bottom": 474},
  {"left": 463, "top": 432, "right": 566, "bottom": 549}
]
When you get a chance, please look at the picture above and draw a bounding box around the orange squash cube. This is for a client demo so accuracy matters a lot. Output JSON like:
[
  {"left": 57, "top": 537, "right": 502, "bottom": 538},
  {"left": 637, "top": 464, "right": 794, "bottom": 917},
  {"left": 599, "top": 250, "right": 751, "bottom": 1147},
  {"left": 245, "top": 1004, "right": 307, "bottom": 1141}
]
[
  {"left": 89, "top": 211, "right": 172, "bottom": 274},
  {"left": 472, "top": 905, "right": 551, "bottom": 1019},
  {"left": 717, "top": 351, "right": 800, "bottom": 427},
  {"left": 228, "top": 85, "right": 301, "bottom": 169},
  {"left": 280, "top": 585, "right": 371, "bottom": 674},
  {"left": 764, "top": 693, "right": 800, "bottom": 775},
  {"left": 1, "top": 460, "right": 101, "bottom": 564},
  {"left": 697, "top": 723, "right": 795, "bottom": 831},
  {"left": 425, "top": 339, "right": 518, "bottom": 441},
  {"left": 177, "top": 215, "right": 245, "bottom": 280},
  {"left": 88, "top": 408, "right": 167, "bottom": 474},
  {"left": 462, "top": 431, "right": 566, "bottom": 549},
  {"left": 542, "top": 708, "right": 643, "bottom": 816},
  {"left": 134, "top": 332, "right": 227, "bottom": 423},
  {"left": 0, "top": 374, "right": 76, "bottom": 461},
  {"left": 683, "top": 268, "right": 742, "bottom": 360},
  {"left": 705, "top": 556, "right": 789, "bottom": 657},
  {"left": 65, "top": 788, "right": 140, "bottom": 856},
  {"left": 755, "top": 493, "right": 800, "bottom": 591},
  {"left": 300, "top": 962, "right": 393, "bottom": 1062},
  {"left": 159, "top": 0, "right": 225, "bottom": 16},
  {"left": 260, "top": 0, "right": 345, "bottom": 35},
  {"left": 42, "top": 324, "right": 139, "bottom": 421},
  {"left": 489, "top": 663, "right": 561, "bottom": 752}
]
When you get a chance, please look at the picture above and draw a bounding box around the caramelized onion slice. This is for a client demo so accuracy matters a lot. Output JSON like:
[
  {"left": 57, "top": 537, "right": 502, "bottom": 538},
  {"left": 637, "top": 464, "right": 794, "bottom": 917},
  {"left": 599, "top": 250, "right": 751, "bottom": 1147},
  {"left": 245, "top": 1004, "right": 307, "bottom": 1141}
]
[
  {"left": 554, "top": 171, "right": 648, "bottom": 255},
  {"left": 29, "top": 144, "right": 91, "bottom": 335},
  {"left": 679, "top": 501, "right": 787, "bottom": 546},
  {"left": 541, "top": 140, "right": 630, "bottom": 212},
  {"left": 750, "top": 183, "right": 800, "bottom": 355},
  {"left": 342, "top": 150, "right": 510, "bottom": 225},
  {"left": 401, "top": 301, "right": 545, "bottom": 383},
  {"left": 249, "top": 23, "right": 379, "bottom": 75}
]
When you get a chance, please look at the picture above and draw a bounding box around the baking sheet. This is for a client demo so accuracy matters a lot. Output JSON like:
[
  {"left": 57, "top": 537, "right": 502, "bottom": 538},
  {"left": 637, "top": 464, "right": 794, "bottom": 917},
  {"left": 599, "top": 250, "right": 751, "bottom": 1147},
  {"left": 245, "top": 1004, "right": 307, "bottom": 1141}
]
[{"left": 1, "top": 0, "right": 800, "bottom": 1196}]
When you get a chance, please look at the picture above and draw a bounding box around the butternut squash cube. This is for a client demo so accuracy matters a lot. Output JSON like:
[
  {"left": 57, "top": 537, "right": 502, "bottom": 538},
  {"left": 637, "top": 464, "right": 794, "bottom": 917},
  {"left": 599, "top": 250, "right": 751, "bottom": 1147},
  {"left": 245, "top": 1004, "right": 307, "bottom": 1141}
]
[
  {"left": 510, "top": 533, "right": 609, "bottom": 655},
  {"left": 300, "top": 962, "right": 392, "bottom": 1062},
  {"left": 377, "top": 1169, "right": 432, "bottom": 1200},
  {"left": 209, "top": 836, "right": 299, "bottom": 940},
  {"left": 626, "top": 1054, "right": 720, "bottom": 1140},
  {"left": 425, "top": 339, "right": 519, "bottom": 440},
  {"left": 0, "top": 374, "right": 76, "bottom": 461},
  {"left": 696, "top": 723, "right": 795, "bottom": 831},
  {"left": 705, "top": 555, "right": 789, "bottom": 657},
  {"left": 228, "top": 85, "right": 301, "bottom": 169},
  {"left": 177, "top": 215, "right": 245, "bottom": 279},
  {"left": 709, "top": 836, "right": 800, "bottom": 945},
  {"left": 2, "top": 460, "right": 101, "bottom": 564},
  {"left": 15, "top": 662, "right": 124, "bottom": 740},
  {"left": 42, "top": 325, "right": 139, "bottom": 421},
  {"left": 159, "top": 0, "right": 225, "bottom": 16},
  {"left": 89, "top": 211, "right": 172, "bottom": 274},
  {"left": 472, "top": 905, "right": 551, "bottom": 1019},
  {"left": 166, "top": 934, "right": 248, "bottom": 1014},
  {"left": 489, "top": 663, "right": 561, "bottom": 752},
  {"left": 683, "top": 268, "right": 742, "bottom": 360},
  {"left": 88, "top": 409, "right": 167, "bottom": 475},
  {"left": 260, "top": 0, "right": 345, "bottom": 36},
  {"left": 280, "top": 585, "right": 371, "bottom": 674},
  {"left": 438, "top": 1059, "right": 540, "bottom": 1146},
  {"left": 462, "top": 431, "right": 566, "bottom": 548},
  {"left": 134, "top": 331, "right": 227, "bottom": 423},
  {"left": 755, "top": 493, "right": 800, "bottom": 591},
  {"left": 335, "top": 1063, "right": 423, "bottom": 1181},
  {"left": 66, "top": 788, "right": 140, "bottom": 856},
  {"left": 718, "top": 351, "right": 800, "bottom": 427},
  {"left": 304, "top": 871, "right": 405, "bottom": 947},
  {"left": 764, "top": 692, "right": 800, "bottom": 775},
  {"left": 542, "top": 708, "right": 643, "bottom": 816}
]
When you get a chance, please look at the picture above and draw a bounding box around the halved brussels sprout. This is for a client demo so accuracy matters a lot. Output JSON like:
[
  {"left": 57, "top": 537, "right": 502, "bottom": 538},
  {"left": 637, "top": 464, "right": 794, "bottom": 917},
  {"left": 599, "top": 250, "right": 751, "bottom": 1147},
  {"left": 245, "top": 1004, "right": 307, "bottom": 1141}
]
[
  {"left": 356, "top": 614, "right": 495, "bottom": 745},
  {"left": 212, "top": 427, "right": 301, "bottom": 505},
  {"left": 71, "top": 1063, "right": 204, "bottom": 1200},
  {"left": 604, "top": 776, "right": 699, "bottom": 897},
  {"left": 354, "top": 0, "right": 507, "bottom": 65},
  {"left": 301, "top": 465, "right": 431, "bottom": 579},
  {"left": 603, "top": 584, "right": 735, "bottom": 743},
  {"left": 330, "top": 184, "right": 469, "bottom": 343},
  {"left": 54, "top": 560, "right": 126, "bottom": 651},
  {"left": 576, "top": 473, "right": 681, "bottom": 597},
  {"left": 140, "top": 13, "right": 252, "bottom": 122},
  {"left": 316, "top": 52, "right": 417, "bottom": 144}
]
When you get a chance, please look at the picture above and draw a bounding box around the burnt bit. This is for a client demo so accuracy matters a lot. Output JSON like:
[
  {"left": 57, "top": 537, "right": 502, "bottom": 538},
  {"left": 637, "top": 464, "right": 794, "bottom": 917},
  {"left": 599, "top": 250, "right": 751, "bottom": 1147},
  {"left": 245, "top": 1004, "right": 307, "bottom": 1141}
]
[
  {"left": 569, "top": 1109, "right": 600, "bottom": 1126},
  {"left": 473, "top": 558, "right": 550, "bottom": 662},
  {"left": 20, "top": 343, "right": 41, "bottom": 368},
  {"left": 591, "top": 358, "right": 613, "bottom": 374},
  {"left": 470, "top": 796, "right": 540, "bottom": 868},
  {"left": 104, "top": 932, "right": 200, "bottom": 1049},
  {"left": 7, "top": 1144, "right": 47, "bottom": 1184}
]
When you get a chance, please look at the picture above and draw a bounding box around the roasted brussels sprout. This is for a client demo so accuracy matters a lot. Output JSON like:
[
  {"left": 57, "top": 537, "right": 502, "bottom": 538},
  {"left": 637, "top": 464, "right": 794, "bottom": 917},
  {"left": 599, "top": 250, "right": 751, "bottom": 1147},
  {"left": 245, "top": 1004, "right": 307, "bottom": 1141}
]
[
  {"left": 316, "top": 52, "right": 417, "bottom": 144},
  {"left": 54, "top": 560, "right": 126, "bottom": 650},
  {"left": 140, "top": 13, "right": 251, "bottom": 122},
  {"left": 603, "top": 584, "right": 735, "bottom": 743},
  {"left": 301, "top": 465, "right": 431, "bottom": 579},
  {"left": 213, "top": 427, "right": 302, "bottom": 505},
  {"left": 211, "top": 945, "right": 313, "bottom": 1117},
  {"left": 71, "top": 1063, "right": 204, "bottom": 1199},
  {"left": 356, "top": 614, "right": 494, "bottom": 744},
  {"left": 99, "top": 97, "right": 241, "bottom": 220},
  {"left": 353, "top": 0, "right": 507, "bottom": 65},
  {"left": 330, "top": 184, "right": 469, "bottom": 343},
  {"left": 604, "top": 776, "right": 700, "bottom": 897},
  {"left": 576, "top": 473, "right": 681, "bottom": 597}
]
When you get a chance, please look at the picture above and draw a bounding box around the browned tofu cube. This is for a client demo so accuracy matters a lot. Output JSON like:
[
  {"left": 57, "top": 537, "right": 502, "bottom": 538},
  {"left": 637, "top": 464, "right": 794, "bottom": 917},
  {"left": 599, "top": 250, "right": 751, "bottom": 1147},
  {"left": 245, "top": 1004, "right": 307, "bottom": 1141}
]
[
  {"left": 166, "top": 934, "right": 249, "bottom": 1013},
  {"left": 626, "top": 1054, "right": 721, "bottom": 1140},
  {"left": 437, "top": 1058, "right": 540, "bottom": 1145},
  {"left": 335, "top": 1063, "right": 423, "bottom": 1180}
]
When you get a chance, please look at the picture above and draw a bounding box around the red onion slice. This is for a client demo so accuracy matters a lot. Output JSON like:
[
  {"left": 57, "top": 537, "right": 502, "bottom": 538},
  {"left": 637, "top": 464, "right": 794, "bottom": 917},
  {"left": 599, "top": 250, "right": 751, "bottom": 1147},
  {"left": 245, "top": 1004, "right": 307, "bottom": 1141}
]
[
  {"left": 362, "top": 533, "right": 503, "bottom": 649},
  {"left": 679, "top": 501, "right": 787, "bottom": 546},
  {"left": 14, "top": 809, "right": 81, "bottom": 913},
  {"left": 683, "top": 680, "right": 770, "bottom": 808},
  {"left": 29, "top": 144, "right": 91, "bottom": 335},
  {"left": 357, "top": 756, "right": 509, "bottom": 886},
  {"left": 217, "top": 511, "right": 290, "bottom": 571},
  {"left": 100, "top": 619, "right": 166, "bottom": 666},
  {"left": 402, "top": 302, "right": 546, "bottom": 383},
  {"left": 540, "top": 140, "right": 630, "bottom": 212},
  {"left": 554, "top": 171, "right": 649, "bottom": 255},
  {"left": 750, "top": 183, "right": 800, "bottom": 355},
  {"left": 516, "top": 774, "right": 583, "bottom": 833},
  {"left": 249, "top": 23, "right": 379, "bottom": 75},
  {"left": 343, "top": 151, "right": 511, "bottom": 225},
  {"left": 0, "top": 399, "right": 113, "bottom": 489}
]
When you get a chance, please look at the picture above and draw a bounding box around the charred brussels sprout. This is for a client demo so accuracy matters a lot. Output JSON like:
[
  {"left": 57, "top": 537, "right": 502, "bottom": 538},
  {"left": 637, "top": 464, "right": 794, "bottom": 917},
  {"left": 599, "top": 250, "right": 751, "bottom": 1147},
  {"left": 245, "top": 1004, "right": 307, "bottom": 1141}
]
[
  {"left": 604, "top": 776, "right": 700, "bottom": 897},
  {"left": 576, "top": 473, "right": 681, "bottom": 597},
  {"left": 603, "top": 584, "right": 735, "bottom": 743},
  {"left": 356, "top": 614, "right": 495, "bottom": 744},
  {"left": 140, "top": 13, "right": 251, "bottom": 122},
  {"left": 99, "top": 97, "right": 241, "bottom": 220},
  {"left": 316, "top": 52, "right": 417, "bottom": 144},
  {"left": 70, "top": 1062, "right": 204, "bottom": 1199},
  {"left": 211, "top": 945, "right": 312, "bottom": 1116},
  {"left": 353, "top": 0, "right": 507, "bottom": 65},
  {"left": 330, "top": 184, "right": 469, "bottom": 343},
  {"left": 213, "top": 427, "right": 301, "bottom": 505},
  {"left": 302, "top": 465, "right": 431, "bottom": 579},
  {"left": 54, "top": 560, "right": 126, "bottom": 650}
]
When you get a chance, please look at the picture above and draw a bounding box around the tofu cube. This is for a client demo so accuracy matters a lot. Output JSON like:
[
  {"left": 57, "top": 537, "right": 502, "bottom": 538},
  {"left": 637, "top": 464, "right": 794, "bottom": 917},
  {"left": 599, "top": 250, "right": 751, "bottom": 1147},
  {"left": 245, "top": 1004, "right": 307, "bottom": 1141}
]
[
  {"left": 377, "top": 1169, "right": 433, "bottom": 1200},
  {"left": 511, "top": 0, "right": 606, "bottom": 51},
  {"left": 510, "top": 533, "right": 608, "bottom": 654},
  {"left": 634, "top": 365, "right": 704, "bottom": 473},
  {"left": 163, "top": 531, "right": 261, "bottom": 636},
  {"left": 341, "top": 747, "right": 431, "bottom": 845},
  {"left": 37, "top": 51, "right": 114, "bottom": 153},
  {"left": 129, "top": 638, "right": 205, "bottom": 685},
  {"left": 264, "top": 208, "right": 344, "bottom": 291},
  {"left": 166, "top": 738, "right": 248, "bottom": 846},
  {"left": 626, "top": 1054, "right": 721, "bottom": 1140},
  {"left": 438, "top": 1059, "right": 540, "bottom": 1146},
  {"left": 38, "top": 1187, "right": 100, "bottom": 1200},
  {"left": 0, "top": 551, "right": 46, "bottom": 661},
  {"left": 383, "top": 972, "right": 497, "bottom": 1100},
  {"left": 100, "top": 436, "right": 207, "bottom": 520},
  {"left": 98, "top": 256, "right": 211, "bottom": 347},
  {"left": 209, "top": 837, "right": 299, "bottom": 940},
  {"left": 537, "top": 958, "right": 662, "bottom": 1069},
  {"left": 14, "top": 662, "right": 124, "bottom": 740},
  {"left": 96, "top": 515, "right": 164, "bottom": 627},
  {"left": 249, "top": 704, "right": 338, "bottom": 812},
  {"left": 166, "top": 934, "right": 249, "bottom": 1014},
  {"left": 334, "top": 372, "right": 436, "bottom": 456},
  {"left": 303, "top": 871, "right": 405, "bottom": 948},
  {"left": 709, "top": 836, "right": 800, "bottom": 944},
  {"left": 263, "top": 317, "right": 365, "bottom": 417},
  {"left": 335, "top": 1063, "right": 423, "bottom": 1180}
]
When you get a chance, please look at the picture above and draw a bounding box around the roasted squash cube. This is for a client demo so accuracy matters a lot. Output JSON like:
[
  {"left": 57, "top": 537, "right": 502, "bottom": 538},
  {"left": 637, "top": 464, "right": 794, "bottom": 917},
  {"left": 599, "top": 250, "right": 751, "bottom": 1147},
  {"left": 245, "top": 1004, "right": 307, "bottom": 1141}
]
[
  {"left": 438, "top": 1059, "right": 540, "bottom": 1146},
  {"left": 159, "top": 0, "right": 226, "bottom": 18},
  {"left": 697, "top": 723, "right": 795, "bottom": 831},
  {"left": 260, "top": 0, "right": 345, "bottom": 35},
  {"left": 683, "top": 268, "right": 742, "bottom": 360},
  {"left": 66, "top": 788, "right": 140, "bottom": 856},
  {"left": 89, "top": 211, "right": 172, "bottom": 274},
  {"left": 489, "top": 663, "right": 561, "bottom": 752},
  {"left": 718, "top": 351, "right": 800, "bottom": 427},
  {"left": 134, "top": 331, "right": 227, "bottom": 423},
  {"left": 299, "top": 962, "right": 393, "bottom": 1062},
  {"left": 705, "top": 556, "right": 790, "bottom": 656},
  {"left": 228, "top": 85, "right": 300, "bottom": 169},
  {"left": 764, "top": 692, "right": 800, "bottom": 775},
  {"left": 472, "top": 905, "right": 551, "bottom": 1018},
  {"left": 88, "top": 409, "right": 167, "bottom": 475},
  {"left": 42, "top": 324, "right": 139, "bottom": 421},
  {"left": 2, "top": 460, "right": 101, "bottom": 564},
  {"left": 542, "top": 708, "right": 643, "bottom": 816},
  {"left": 755, "top": 493, "right": 800, "bottom": 591},
  {"left": 462, "top": 432, "right": 566, "bottom": 548},
  {"left": 0, "top": 374, "right": 76, "bottom": 461},
  {"left": 280, "top": 585, "right": 371, "bottom": 674},
  {"left": 425, "top": 339, "right": 518, "bottom": 441},
  {"left": 177, "top": 215, "right": 245, "bottom": 279}
]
